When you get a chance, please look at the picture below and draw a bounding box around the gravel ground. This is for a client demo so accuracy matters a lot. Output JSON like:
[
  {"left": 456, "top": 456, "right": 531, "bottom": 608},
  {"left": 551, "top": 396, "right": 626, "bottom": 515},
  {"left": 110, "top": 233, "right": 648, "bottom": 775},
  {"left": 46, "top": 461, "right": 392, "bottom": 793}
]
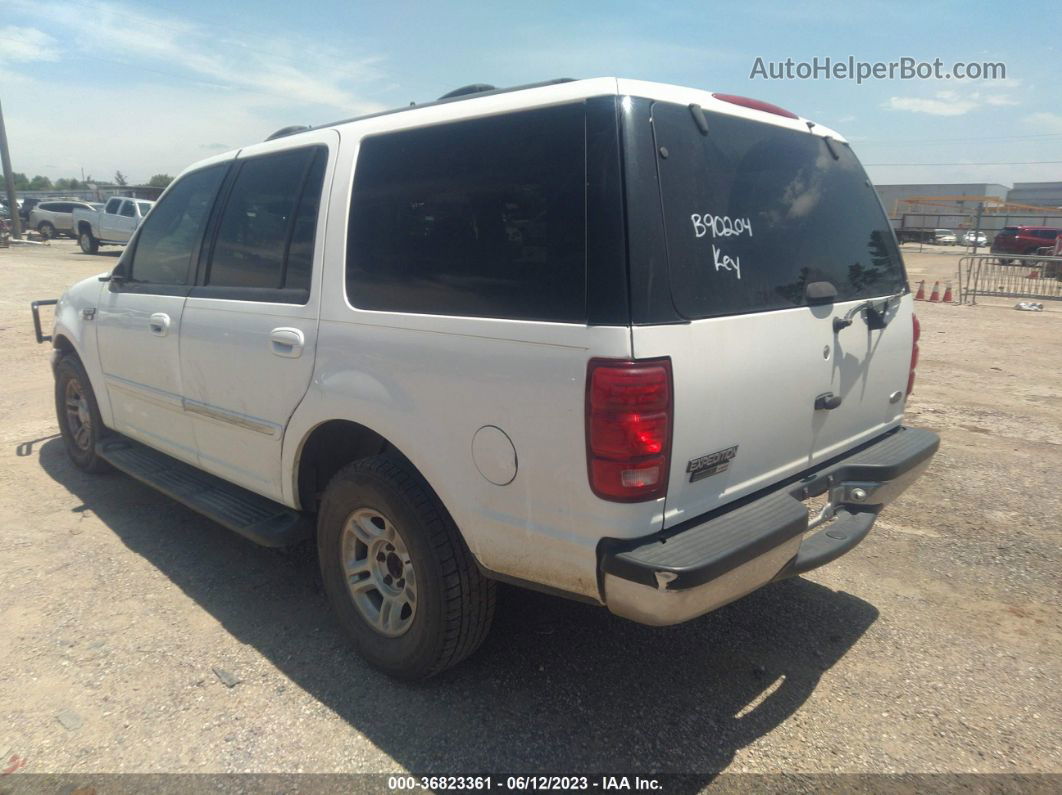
[{"left": 0, "top": 239, "right": 1059, "bottom": 784}]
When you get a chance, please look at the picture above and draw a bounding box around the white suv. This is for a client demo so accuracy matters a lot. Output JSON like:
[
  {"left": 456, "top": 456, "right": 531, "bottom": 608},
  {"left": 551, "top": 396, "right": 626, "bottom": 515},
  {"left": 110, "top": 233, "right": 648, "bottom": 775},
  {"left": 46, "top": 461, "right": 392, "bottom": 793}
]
[
  {"left": 28, "top": 199, "right": 99, "bottom": 239},
  {"left": 36, "top": 78, "right": 938, "bottom": 678}
]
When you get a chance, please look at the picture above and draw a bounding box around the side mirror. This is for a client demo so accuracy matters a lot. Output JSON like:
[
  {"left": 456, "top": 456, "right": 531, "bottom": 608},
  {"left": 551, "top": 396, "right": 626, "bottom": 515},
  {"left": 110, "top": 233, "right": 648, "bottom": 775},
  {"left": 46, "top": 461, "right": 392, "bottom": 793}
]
[{"left": 99, "top": 263, "right": 128, "bottom": 283}]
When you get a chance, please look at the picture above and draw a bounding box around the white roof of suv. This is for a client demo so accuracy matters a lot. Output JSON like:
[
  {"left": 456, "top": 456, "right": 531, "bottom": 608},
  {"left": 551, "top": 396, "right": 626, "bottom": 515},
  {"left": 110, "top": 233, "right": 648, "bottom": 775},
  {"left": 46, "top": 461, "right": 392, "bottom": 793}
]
[{"left": 191, "top": 78, "right": 847, "bottom": 178}]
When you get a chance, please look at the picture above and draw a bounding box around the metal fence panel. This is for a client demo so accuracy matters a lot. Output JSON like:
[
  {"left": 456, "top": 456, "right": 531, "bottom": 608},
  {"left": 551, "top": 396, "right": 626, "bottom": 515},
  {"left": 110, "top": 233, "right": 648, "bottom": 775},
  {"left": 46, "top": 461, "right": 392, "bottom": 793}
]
[{"left": 958, "top": 254, "right": 1062, "bottom": 303}]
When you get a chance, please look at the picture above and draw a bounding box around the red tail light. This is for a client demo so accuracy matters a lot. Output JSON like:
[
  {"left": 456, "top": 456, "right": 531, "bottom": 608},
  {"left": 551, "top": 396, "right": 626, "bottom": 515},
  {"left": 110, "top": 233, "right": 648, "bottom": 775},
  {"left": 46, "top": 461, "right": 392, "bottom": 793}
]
[
  {"left": 907, "top": 314, "right": 920, "bottom": 396},
  {"left": 711, "top": 93, "right": 800, "bottom": 119},
  {"left": 586, "top": 358, "right": 673, "bottom": 502}
]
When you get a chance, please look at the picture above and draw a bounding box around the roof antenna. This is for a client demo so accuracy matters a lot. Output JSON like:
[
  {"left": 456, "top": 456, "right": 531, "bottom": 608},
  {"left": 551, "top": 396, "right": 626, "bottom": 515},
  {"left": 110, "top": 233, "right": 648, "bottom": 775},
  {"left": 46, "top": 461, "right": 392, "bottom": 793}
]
[{"left": 806, "top": 120, "right": 816, "bottom": 131}]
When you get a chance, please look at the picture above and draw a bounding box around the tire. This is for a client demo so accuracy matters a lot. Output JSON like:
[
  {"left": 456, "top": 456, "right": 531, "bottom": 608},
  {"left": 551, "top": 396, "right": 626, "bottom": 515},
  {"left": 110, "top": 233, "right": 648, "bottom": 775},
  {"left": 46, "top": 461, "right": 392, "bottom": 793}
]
[
  {"left": 54, "top": 355, "right": 111, "bottom": 473},
  {"left": 38, "top": 221, "right": 55, "bottom": 239},
  {"left": 79, "top": 230, "right": 99, "bottom": 254},
  {"left": 317, "top": 454, "right": 495, "bottom": 679}
]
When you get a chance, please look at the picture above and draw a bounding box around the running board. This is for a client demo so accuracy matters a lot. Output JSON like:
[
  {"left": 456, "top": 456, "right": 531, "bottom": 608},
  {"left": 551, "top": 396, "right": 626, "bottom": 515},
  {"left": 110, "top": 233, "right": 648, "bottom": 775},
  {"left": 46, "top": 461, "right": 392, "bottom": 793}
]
[{"left": 96, "top": 435, "right": 311, "bottom": 547}]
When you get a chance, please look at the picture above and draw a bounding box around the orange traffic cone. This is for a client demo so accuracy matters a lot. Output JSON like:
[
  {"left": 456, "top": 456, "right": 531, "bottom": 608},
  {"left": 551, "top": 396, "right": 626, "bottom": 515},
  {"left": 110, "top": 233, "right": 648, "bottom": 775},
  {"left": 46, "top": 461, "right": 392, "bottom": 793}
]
[
  {"left": 928, "top": 281, "right": 941, "bottom": 302},
  {"left": 914, "top": 280, "right": 926, "bottom": 301},
  {"left": 942, "top": 282, "right": 953, "bottom": 303}
]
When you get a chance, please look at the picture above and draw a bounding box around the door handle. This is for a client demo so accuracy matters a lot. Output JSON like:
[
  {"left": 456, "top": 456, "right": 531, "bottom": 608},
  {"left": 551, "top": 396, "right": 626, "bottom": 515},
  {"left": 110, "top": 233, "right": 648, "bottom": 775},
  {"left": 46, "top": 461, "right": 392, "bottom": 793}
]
[
  {"left": 149, "top": 312, "right": 171, "bottom": 336},
  {"left": 270, "top": 327, "right": 304, "bottom": 358}
]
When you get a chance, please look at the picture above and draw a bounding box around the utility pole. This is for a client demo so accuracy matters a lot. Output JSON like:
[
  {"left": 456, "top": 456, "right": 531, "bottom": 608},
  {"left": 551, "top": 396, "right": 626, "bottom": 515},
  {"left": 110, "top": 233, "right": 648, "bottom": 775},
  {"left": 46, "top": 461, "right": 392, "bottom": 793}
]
[
  {"left": 972, "top": 202, "right": 984, "bottom": 254},
  {"left": 0, "top": 97, "right": 23, "bottom": 238}
]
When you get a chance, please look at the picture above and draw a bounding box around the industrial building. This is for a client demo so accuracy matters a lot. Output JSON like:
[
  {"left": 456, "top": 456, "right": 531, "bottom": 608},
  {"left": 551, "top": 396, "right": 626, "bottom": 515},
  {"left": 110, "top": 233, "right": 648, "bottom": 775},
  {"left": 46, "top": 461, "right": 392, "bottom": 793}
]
[
  {"left": 873, "top": 181, "right": 1062, "bottom": 243},
  {"left": 875, "top": 181, "right": 1062, "bottom": 215},
  {"left": 874, "top": 183, "right": 1009, "bottom": 217},
  {"left": 1006, "top": 181, "right": 1062, "bottom": 210}
]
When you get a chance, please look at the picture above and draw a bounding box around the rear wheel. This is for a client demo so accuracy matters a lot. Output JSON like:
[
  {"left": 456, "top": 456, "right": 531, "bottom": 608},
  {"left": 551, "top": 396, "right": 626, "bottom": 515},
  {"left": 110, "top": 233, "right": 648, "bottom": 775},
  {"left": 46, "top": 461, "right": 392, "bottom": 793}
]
[
  {"left": 317, "top": 454, "right": 495, "bottom": 679},
  {"left": 54, "top": 355, "right": 110, "bottom": 472},
  {"left": 79, "top": 230, "right": 99, "bottom": 254},
  {"left": 37, "top": 221, "right": 55, "bottom": 239}
]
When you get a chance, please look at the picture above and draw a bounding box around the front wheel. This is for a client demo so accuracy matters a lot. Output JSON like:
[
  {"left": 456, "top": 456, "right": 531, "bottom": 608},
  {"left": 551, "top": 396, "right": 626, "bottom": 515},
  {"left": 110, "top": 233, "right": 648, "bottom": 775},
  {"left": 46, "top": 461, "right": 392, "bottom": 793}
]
[
  {"left": 317, "top": 454, "right": 495, "bottom": 679},
  {"left": 54, "top": 355, "right": 111, "bottom": 472},
  {"left": 79, "top": 230, "right": 99, "bottom": 254}
]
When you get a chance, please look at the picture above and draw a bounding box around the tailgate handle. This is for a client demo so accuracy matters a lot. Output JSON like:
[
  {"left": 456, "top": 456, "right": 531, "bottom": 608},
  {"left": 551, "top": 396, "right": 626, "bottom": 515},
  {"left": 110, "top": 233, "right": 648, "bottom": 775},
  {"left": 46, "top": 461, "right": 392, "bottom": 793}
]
[{"left": 814, "top": 392, "right": 842, "bottom": 411}]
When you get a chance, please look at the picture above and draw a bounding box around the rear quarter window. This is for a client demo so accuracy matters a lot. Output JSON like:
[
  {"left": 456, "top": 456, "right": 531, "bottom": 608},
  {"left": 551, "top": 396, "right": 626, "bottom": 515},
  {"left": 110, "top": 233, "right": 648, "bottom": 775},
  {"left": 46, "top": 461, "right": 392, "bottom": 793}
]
[
  {"left": 345, "top": 103, "right": 587, "bottom": 322},
  {"left": 650, "top": 102, "right": 905, "bottom": 318}
]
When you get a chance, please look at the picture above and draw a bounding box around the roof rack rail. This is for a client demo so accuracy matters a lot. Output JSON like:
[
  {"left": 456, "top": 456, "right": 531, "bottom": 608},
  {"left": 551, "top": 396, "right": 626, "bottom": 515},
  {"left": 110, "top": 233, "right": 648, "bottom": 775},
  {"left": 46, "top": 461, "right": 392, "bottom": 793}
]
[
  {"left": 438, "top": 83, "right": 496, "bottom": 100},
  {"left": 265, "top": 125, "right": 311, "bottom": 142},
  {"left": 263, "top": 78, "right": 578, "bottom": 143}
]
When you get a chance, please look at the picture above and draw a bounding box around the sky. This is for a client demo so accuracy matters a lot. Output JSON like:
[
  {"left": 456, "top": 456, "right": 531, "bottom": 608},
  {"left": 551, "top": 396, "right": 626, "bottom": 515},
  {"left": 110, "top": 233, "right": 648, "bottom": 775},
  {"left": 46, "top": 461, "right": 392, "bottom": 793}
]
[{"left": 1, "top": 0, "right": 1060, "bottom": 189}]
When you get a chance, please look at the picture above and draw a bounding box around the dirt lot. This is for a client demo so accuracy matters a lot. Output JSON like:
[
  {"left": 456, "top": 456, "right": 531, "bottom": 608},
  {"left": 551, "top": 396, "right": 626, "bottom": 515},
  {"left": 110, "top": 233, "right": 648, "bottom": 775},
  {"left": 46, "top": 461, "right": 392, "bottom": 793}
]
[{"left": 0, "top": 239, "right": 1059, "bottom": 782}]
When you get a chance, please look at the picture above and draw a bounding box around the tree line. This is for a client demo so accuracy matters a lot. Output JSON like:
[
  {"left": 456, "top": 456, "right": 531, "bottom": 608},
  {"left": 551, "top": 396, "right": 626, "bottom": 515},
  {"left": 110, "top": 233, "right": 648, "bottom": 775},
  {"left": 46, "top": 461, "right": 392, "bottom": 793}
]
[{"left": 1, "top": 171, "right": 173, "bottom": 190}]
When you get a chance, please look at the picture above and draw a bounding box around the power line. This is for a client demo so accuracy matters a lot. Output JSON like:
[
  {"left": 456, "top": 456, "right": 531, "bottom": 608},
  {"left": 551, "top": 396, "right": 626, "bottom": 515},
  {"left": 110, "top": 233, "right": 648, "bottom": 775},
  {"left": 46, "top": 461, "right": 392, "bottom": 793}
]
[
  {"left": 856, "top": 133, "right": 1062, "bottom": 145},
  {"left": 864, "top": 160, "right": 1062, "bottom": 166}
]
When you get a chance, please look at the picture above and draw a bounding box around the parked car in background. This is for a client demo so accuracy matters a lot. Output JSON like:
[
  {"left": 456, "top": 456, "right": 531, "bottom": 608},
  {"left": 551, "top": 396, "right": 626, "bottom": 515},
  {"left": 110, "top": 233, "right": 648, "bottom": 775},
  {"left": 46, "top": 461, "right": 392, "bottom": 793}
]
[
  {"left": 961, "top": 231, "right": 987, "bottom": 247},
  {"left": 933, "top": 229, "right": 957, "bottom": 245},
  {"left": 72, "top": 197, "right": 155, "bottom": 253},
  {"left": 991, "top": 226, "right": 1062, "bottom": 263},
  {"left": 28, "top": 200, "right": 100, "bottom": 239}
]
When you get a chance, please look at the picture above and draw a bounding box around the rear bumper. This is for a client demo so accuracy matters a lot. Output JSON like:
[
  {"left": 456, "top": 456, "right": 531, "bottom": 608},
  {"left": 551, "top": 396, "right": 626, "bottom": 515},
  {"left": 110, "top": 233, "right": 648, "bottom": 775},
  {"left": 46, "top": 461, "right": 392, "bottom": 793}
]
[{"left": 599, "top": 426, "right": 939, "bottom": 626}]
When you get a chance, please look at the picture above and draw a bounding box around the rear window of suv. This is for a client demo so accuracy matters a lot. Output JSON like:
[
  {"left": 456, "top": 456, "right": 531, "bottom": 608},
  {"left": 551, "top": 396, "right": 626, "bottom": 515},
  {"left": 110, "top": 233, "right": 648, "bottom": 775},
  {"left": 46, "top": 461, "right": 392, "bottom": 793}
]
[
  {"left": 345, "top": 103, "right": 586, "bottom": 322},
  {"left": 650, "top": 101, "right": 905, "bottom": 318}
]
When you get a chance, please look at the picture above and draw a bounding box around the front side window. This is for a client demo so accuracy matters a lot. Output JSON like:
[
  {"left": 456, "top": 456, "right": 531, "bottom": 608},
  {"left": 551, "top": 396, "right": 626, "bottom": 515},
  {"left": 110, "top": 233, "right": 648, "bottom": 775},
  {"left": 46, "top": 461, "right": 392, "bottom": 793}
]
[
  {"left": 128, "top": 165, "right": 227, "bottom": 285},
  {"left": 346, "top": 104, "right": 587, "bottom": 322},
  {"left": 204, "top": 146, "right": 326, "bottom": 296},
  {"left": 105, "top": 198, "right": 122, "bottom": 214}
]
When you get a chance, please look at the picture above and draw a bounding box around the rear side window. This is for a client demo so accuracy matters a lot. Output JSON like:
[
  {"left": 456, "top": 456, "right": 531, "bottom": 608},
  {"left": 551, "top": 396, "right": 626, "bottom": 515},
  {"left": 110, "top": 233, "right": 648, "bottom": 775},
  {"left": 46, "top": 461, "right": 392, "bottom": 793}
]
[
  {"left": 129, "top": 164, "right": 227, "bottom": 285},
  {"left": 346, "top": 103, "right": 587, "bottom": 322},
  {"left": 119, "top": 201, "right": 135, "bottom": 217},
  {"left": 204, "top": 146, "right": 326, "bottom": 297},
  {"left": 650, "top": 102, "right": 905, "bottom": 318}
]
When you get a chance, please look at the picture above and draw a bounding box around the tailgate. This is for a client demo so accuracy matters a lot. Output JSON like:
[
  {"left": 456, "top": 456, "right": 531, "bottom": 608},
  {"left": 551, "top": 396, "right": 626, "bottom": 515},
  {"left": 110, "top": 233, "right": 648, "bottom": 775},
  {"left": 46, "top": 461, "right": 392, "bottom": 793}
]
[
  {"left": 634, "top": 298, "right": 913, "bottom": 527},
  {"left": 628, "top": 98, "right": 912, "bottom": 528}
]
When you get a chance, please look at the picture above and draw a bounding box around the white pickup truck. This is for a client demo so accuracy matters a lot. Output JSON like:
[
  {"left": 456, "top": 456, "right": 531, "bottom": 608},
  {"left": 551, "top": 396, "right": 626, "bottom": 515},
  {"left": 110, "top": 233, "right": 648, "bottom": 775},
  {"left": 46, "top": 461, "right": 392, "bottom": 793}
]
[{"left": 72, "top": 196, "right": 155, "bottom": 254}]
